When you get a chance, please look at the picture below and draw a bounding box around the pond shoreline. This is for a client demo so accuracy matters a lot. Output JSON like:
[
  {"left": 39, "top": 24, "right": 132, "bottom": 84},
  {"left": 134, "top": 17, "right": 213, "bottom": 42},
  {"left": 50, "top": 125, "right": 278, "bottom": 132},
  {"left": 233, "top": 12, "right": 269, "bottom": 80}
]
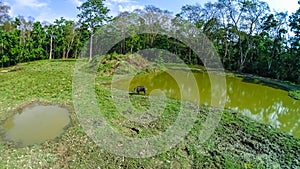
[
  {"left": 0, "top": 99, "right": 74, "bottom": 147},
  {"left": 166, "top": 64, "right": 300, "bottom": 100},
  {"left": 0, "top": 59, "right": 299, "bottom": 168}
]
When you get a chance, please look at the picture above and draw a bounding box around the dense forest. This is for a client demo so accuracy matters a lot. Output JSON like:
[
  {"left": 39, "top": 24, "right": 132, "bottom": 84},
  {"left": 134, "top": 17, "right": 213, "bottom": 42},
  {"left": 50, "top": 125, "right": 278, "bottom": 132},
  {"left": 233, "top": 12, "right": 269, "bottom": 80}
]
[{"left": 0, "top": 0, "right": 299, "bottom": 83}]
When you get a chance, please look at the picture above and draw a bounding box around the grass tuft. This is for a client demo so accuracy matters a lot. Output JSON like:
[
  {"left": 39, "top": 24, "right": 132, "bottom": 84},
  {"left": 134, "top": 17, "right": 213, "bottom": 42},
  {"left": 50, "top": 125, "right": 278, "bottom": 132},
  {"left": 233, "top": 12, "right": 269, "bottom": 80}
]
[{"left": 289, "top": 90, "right": 300, "bottom": 100}]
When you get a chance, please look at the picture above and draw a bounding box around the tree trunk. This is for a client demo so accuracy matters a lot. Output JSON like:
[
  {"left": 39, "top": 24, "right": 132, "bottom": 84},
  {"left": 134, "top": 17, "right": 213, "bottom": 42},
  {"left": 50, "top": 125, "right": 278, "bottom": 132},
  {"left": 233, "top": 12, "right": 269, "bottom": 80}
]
[
  {"left": 49, "top": 34, "right": 53, "bottom": 60},
  {"left": 62, "top": 48, "right": 66, "bottom": 59},
  {"left": 66, "top": 35, "right": 75, "bottom": 59},
  {"left": 89, "top": 33, "right": 93, "bottom": 62},
  {"left": 66, "top": 48, "right": 70, "bottom": 59}
]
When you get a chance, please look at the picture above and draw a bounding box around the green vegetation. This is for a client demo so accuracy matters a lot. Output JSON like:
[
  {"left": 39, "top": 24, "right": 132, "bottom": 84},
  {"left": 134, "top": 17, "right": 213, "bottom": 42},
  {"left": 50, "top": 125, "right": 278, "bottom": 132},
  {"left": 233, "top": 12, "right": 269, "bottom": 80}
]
[
  {"left": 1, "top": 0, "right": 300, "bottom": 83},
  {"left": 77, "top": 0, "right": 110, "bottom": 61},
  {"left": 289, "top": 90, "right": 300, "bottom": 100},
  {"left": 0, "top": 59, "right": 299, "bottom": 168},
  {"left": 0, "top": 0, "right": 300, "bottom": 167}
]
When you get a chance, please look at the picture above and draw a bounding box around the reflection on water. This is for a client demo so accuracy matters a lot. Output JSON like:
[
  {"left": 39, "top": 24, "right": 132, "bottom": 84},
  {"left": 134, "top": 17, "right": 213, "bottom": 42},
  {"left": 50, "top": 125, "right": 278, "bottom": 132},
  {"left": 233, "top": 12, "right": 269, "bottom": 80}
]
[
  {"left": 0, "top": 103, "right": 70, "bottom": 147},
  {"left": 112, "top": 69, "right": 300, "bottom": 138}
]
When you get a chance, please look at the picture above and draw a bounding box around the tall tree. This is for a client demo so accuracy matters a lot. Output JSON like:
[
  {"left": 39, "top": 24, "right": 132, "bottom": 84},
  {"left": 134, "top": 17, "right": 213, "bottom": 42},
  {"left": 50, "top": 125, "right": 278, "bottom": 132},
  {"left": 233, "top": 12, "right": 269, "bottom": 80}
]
[
  {"left": 73, "top": 23, "right": 90, "bottom": 58},
  {"left": 15, "top": 16, "right": 35, "bottom": 62},
  {"left": 289, "top": 0, "right": 300, "bottom": 82},
  {"left": 0, "top": 1, "right": 10, "bottom": 25},
  {"left": 31, "top": 21, "right": 47, "bottom": 60},
  {"left": 53, "top": 17, "right": 69, "bottom": 59},
  {"left": 77, "top": 0, "right": 110, "bottom": 61},
  {"left": 45, "top": 24, "right": 55, "bottom": 60},
  {"left": 63, "top": 20, "right": 77, "bottom": 58}
]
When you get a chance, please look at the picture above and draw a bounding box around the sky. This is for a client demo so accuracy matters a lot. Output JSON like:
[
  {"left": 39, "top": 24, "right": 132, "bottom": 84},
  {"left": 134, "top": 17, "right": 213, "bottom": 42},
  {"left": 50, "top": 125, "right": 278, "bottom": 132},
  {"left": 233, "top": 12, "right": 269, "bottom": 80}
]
[{"left": 3, "top": 0, "right": 300, "bottom": 23}]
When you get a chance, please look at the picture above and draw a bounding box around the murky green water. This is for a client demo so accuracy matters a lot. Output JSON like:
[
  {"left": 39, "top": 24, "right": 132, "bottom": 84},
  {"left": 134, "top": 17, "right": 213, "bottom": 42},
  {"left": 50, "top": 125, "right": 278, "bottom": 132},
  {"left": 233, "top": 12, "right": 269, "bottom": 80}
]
[
  {"left": 0, "top": 103, "right": 70, "bottom": 147},
  {"left": 112, "top": 69, "right": 300, "bottom": 138}
]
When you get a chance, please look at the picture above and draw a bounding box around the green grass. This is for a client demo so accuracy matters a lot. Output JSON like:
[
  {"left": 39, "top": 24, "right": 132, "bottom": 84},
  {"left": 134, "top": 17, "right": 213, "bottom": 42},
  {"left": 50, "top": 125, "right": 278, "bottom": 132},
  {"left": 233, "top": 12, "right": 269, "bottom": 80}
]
[
  {"left": 0, "top": 58, "right": 299, "bottom": 168},
  {"left": 289, "top": 90, "right": 300, "bottom": 100}
]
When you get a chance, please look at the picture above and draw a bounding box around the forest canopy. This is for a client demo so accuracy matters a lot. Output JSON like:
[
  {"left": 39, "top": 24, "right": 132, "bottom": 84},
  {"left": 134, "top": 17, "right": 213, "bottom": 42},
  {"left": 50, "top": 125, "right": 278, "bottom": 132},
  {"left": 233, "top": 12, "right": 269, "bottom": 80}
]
[{"left": 0, "top": 0, "right": 299, "bottom": 83}]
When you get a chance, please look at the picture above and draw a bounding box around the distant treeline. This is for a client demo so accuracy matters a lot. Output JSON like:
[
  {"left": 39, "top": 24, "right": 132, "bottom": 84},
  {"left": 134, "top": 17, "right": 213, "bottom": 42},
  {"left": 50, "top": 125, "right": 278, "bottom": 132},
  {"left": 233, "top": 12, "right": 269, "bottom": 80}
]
[{"left": 0, "top": 0, "right": 299, "bottom": 83}]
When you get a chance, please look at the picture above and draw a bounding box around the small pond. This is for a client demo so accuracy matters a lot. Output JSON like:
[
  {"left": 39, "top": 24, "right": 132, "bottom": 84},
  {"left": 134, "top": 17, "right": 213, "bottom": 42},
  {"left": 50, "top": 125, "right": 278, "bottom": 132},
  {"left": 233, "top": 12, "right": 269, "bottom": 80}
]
[
  {"left": 0, "top": 103, "right": 71, "bottom": 147},
  {"left": 112, "top": 69, "right": 300, "bottom": 138}
]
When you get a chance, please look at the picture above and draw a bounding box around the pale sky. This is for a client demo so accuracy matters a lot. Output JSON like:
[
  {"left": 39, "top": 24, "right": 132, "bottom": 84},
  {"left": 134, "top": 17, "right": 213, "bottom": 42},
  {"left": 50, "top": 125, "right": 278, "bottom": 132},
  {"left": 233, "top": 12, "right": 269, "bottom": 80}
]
[{"left": 3, "top": 0, "right": 299, "bottom": 23}]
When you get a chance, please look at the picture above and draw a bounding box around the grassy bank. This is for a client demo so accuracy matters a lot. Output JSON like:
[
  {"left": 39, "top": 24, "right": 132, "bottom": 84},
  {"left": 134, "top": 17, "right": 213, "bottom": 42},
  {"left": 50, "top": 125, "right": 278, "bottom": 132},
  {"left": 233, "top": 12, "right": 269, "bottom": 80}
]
[
  {"left": 0, "top": 58, "right": 299, "bottom": 168},
  {"left": 289, "top": 90, "right": 300, "bottom": 100}
]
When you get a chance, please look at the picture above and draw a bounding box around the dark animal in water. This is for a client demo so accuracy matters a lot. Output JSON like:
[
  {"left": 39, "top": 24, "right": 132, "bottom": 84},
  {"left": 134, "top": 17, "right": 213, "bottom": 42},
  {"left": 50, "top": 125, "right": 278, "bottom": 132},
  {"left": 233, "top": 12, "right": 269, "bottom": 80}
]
[{"left": 134, "top": 86, "right": 147, "bottom": 94}]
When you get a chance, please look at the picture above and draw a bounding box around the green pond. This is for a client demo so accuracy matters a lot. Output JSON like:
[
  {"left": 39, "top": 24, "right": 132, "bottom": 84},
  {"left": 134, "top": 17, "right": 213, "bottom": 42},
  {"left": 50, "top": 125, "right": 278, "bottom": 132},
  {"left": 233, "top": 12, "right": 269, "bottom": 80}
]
[
  {"left": 0, "top": 103, "right": 70, "bottom": 147},
  {"left": 112, "top": 69, "right": 300, "bottom": 138}
]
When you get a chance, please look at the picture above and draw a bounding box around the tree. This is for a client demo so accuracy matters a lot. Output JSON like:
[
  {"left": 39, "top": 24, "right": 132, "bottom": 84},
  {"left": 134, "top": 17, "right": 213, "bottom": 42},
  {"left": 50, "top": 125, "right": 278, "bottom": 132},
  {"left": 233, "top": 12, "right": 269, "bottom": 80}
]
[
  {"left": 73, "top": 23, "right": 90, "bottom": 58},
  {"left": 45, "top": 24, "right": 55, "bottom": 60},
  {"left": 31, "top": 21, "right": 47, "bottom": 60},
  {"left": 63, "top": 20, "right": 77, "bottom": 59},
  {"left": 77, "top": 0, "right": 110, "bottom": 61},
  {"left": 15, "top": 16, "right": 35, "bottom": 62},
  {"left": 289, "top": 0, "right": 300, "bottom": 82},
  {"left": 0, "top": 1, "right": 10, "bottom": 25},
  {"left": 53, "top": 17, "right": 75, "bottom": 59},
  {"left": 141, "top": 5, "right": 172, "bottom": 48}
]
